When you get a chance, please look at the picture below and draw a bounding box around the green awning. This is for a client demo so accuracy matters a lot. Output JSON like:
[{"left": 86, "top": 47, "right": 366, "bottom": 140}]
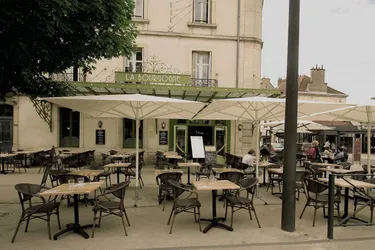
[{"left": 67, "top": 81, "right": 280, "bottom": 103}]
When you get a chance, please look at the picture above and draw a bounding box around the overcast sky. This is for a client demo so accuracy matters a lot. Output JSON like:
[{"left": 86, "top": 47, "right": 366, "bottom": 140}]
[{"left": 262, "top": 0, "right": 375, "bottom": 103}]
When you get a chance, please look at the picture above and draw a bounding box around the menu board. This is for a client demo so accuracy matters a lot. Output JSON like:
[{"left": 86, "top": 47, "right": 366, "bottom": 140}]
[
  {"left": 190, "top": 136, "right": 205, "bottom": 159},
  {"left": 95, "top": 129, "right": 105, "bottom": 145},
  {"left": 159, "top": 131, "right": 168, "bottom": 145}
]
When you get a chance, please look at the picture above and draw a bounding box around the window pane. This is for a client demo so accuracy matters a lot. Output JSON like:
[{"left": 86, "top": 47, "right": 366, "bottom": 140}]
[
  {"left": 194, "top": 0, "right": 209, "bottom": 23},
  {"left": 59, "top": 108, "right": 80, "bottom": 148},
  {"left": 123, "top": 118, "right": 143, "bottom": 148},
  {"left": 135, "top": 49, "right": 143, "bottom": 61},
  {"left": 135, "top": 62, "right": 143, "bottom": 72},
  {"left": 201, "top": 53, "right": 209, "bottom": 64},
  {"left": 134, "top": 0, "right": 143, "bottom": 18},
  {"left": 194, "top": 0, "right": 202, "bottom": 21}
]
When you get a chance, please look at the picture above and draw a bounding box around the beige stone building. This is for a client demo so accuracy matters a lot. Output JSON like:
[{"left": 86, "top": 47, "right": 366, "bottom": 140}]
[{"left": 0, "top": 0, "right": 279, "bottom": 163}]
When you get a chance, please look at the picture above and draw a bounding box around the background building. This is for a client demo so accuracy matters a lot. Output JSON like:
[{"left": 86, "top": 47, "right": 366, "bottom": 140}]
[{"left": 0, "top": 0, "right": 280, "bottom": 163}]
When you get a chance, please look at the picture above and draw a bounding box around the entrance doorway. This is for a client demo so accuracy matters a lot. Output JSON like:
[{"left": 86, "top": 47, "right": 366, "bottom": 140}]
[
  {"left": 171, "top": 120, "right": 230, "bottom": 164},
  {"left": 0, "top": 104, "right": 14, "bottom": 153}
]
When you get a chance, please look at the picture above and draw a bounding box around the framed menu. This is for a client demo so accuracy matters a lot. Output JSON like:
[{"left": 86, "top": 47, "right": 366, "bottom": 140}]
[
  {"left": 95, "top": 129, "right": 105, "bottom": 145},
  {"left": 159, "top": 131, "right": 168, "bottom": 145}
]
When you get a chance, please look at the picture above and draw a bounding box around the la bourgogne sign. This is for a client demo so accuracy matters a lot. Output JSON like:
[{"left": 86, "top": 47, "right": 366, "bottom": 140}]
[{"left": 115, "top": 72, "right": 191, "bottom": 85}]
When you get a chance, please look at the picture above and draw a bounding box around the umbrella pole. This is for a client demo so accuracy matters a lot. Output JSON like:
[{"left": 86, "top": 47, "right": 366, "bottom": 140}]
[
  {"left": 255, "top": 122, "right": 268, "bottom": 205},
  {"left": 134, "top": 118, "right": 140, "bottom": 207},
  {"left": 367, "top": 124, "right": 371, "bottom": 176}
]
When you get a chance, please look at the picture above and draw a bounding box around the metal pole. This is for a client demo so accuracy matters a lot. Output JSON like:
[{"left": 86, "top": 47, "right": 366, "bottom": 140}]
[
  {"left": 327, "top": 174, "right": 335, "bottom": 239},
  {"left": 134, "top": 117, "right": 140, "bottom": 207},
  {"left": 281, "top": 0, "right": 300, "bottom": 232},
  {"left": 367, "top": 123, "right": 371, "bottom": 175}
]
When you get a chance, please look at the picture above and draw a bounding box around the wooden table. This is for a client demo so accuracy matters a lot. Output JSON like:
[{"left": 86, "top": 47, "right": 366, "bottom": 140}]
[
  {"left": 212, "top": 168, "right": 243, "bottom": 175},
  {"left": 177, "top": 162, "right": 201, "bottom": 185},
  {"left": 109, "top": 154, "right": 131, "bottom": 162},
  {"left": 311, "top": 162, "right": 340, "bottom": 168},
  {"left": 258, "top": 162, "right": 277, "bottom": 186},
  {"left": 319, "top": 178, "right": 375, "bottom": 220},
  {"left": 267, "top": 168, "right": 307, "bottom": 175},
  {"left": 40, "top": 182, "right": 103, "bottom": 240},
  {"left": 0, "top": 153, "right": 17, "bottom": 174},
  {"left": 319, "top": 168, "right": 359, "bottom": 175},
  {"left": 165, "top": 155, "right": 183, "bottom": 165},
  {"left": 71, "top": 169, "right": 104, "bottom": 178},
  {"left": 154, "top": 169, "right": 183, "bottom": 176},
  {"left": 193, "top": 180, "right": 240, "bottom": 233},
  {"left": 104, "top": 163, "right": 131, "bottom": 183}
]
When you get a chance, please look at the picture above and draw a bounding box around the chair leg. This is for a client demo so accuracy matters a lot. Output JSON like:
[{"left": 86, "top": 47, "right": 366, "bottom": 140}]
[
  {"left": 224, "top": 200, "right": 228, "bottom": 220},
  {"left": 91, "top": 211, "right": 98, "bottom": 238},
  {"left": 169, "top": 212, "right": 176, "bottom": 234},
  {"left": 197, "top": 207, "right": 202, "bottom": 232},
  {"left": 162, "top": 194, "right": 167, "bottom": 211},
  {"left": 47, "top": 214, "right": 52, "bottom": 240},
  {"left": 193, "top": 208, "right": 197, "bottom": 223},
  {"left": 299, "top": 201, "right": 309, "bottom": 219},
  {"left": 312, "top": 207, "right": 317, "bottom": 227},
  {"left": 11, "top": 215, "right": 24, "bottom": 243},
  {"left": 56, "top": 208, "right": 61, "bottom": 230},
  {"left": 248, "top": 206, "right": 253, "bottom": 220},
  {"left": 24, "top": 215, "right": 31, "bottom": 232},
  {"left": 230, "top": 206, "right": 234, "bottom": 228},
  {"left": 120, "top": 212, "right": 128, "bottom": 236},
  {"left": 370, "top": 206, "right": 374, "bottom": 224},
  {"left": 167, "top": 207, "right": 174, "bottom": 225},
  {"left": 123, "top": 209, "right": 130, "bottom": 226},
  {"left": 98, "top": 211, "right": 102, "bottom": 228},
  {"left": 252, "top": 206, "right": 261, "bottom": 228}
]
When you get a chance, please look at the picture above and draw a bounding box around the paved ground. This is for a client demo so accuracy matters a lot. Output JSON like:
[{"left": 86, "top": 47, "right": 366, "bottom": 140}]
[{"left": 0, "top": 167, "right": 374, "bottom": 249}]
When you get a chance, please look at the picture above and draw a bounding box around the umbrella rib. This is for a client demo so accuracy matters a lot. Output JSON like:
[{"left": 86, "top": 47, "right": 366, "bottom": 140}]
[{"left": 238, "top": 102, "right": 256, "bottom": 120}]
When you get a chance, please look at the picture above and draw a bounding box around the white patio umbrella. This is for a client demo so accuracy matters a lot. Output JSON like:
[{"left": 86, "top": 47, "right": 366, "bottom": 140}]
[
  {"left": 193, "top": 96, "right": 351, "bottom": 180},
  {"left": 262, "top": 120, "right": 334, "bottom": 133},
  {"left": 301, "top": 100, "right": 375, "bottom": 174},
  {"left": 41, "top": 94, "right": 206, "bottom": 206}
]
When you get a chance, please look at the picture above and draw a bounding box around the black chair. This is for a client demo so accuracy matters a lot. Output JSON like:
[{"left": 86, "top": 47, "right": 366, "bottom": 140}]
[
  {"left": 295, "top": 170, "right": 309, "bottom": 201},
  {"left": 224, "top": 177, "right": 261, "bottom": 228},
  {"left": 91, "top": 181, "right": 131, "bottom": 237},
  {"left": 11, "top": 183, "right": 61, "bottom": 243},
  {"left": 266, "top": 166, "right": 283, "bottom": 195},
  {"left": 353, "top": 177, "right": 375, "bottom": 223},
  {"left": 195, "top": 163, "right": 213, "bottom": 181},
  {"left": 156, "top": 172, "right": 183, "bottom": 211},
  {"left": 167, "top": 180, "right": 201, "bottom": 234},
  {"left": 337, "top": 162, "right": 352, "bottom": 170},
  {"left": 299, "top": 178, "right": 341, "bottom": 227}
]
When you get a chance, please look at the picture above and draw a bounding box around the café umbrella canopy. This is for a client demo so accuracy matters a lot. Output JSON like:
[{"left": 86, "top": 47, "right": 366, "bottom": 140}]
[
  {"left": 41, "top": 94, "right": 207, "bottom": 206},
  {"left": 301, "top": 100, "right": 375, "bottom": 174},
  {"left": 193, "top": 96, "right": 351, "bottom": 180},
  {"left": 262, "top": 120, "right": 334, "bottom": 133}
]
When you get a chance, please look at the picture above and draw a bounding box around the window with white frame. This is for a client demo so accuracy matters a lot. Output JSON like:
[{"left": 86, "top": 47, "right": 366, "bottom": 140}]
[
  {"left": 124, "top": 47, "right": 143, "bottom": 72},
  {"left": 192, "top": 51, "right": 211, "bottom": 79},
  {"left": 193, "top": 0, "right": 210, "bottom": 23},
  {"left": 133, "top": 0, "right": 144, "bottom": 18}
]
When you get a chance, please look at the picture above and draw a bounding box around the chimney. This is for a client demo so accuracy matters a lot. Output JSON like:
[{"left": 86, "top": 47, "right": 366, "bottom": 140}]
[
  {"left": 309, "top": 65, "right": 327, "bottom": 92},
  {"left": 277, "top": 77, "right": 285, "bottom": 86},
  {"left": 261, "top": 77, "right": 273, "bottom": 89}
]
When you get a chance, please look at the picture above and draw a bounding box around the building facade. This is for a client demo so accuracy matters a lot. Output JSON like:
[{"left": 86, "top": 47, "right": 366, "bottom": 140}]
[{"left": 0, "top": 0, "right": 279, "bottom": 163}]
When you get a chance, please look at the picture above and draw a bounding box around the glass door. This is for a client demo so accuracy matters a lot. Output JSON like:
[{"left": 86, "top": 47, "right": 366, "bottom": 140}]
[
  {"left": 214, "top": 126, "right": 227, "bottom": 165},
  {"left": 0, "top": 118, "right": 13, "bottom": 153},
  {"left": 174, "top": 125, "right": 188, "bottom": 158}
]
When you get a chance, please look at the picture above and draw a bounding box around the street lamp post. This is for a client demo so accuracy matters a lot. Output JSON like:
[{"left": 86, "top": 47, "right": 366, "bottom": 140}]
[{"left": 281, "top": 0, "right": 301, "bottom": 232}]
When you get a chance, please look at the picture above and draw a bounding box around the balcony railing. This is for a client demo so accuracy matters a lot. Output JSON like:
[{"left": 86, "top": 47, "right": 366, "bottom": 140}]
[
  {"left": 50, "top": 73, "right": 85, "bottom": 82},
  {"left": 191, "top": 78, "right": 218, "bottom": 87}
]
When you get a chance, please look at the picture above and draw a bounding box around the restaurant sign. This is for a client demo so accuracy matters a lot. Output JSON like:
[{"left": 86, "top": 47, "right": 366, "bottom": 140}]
[{"left": 115, "top": 72, "right": 191, "bottom": 85}]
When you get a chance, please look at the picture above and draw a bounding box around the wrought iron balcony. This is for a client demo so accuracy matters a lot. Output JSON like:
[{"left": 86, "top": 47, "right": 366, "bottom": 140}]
[
  {"left": 50, "top": 73, "right": 86, "bottom": 82},
  {"left": 190, "top": 78, "right": 218, "bottom": 87}
]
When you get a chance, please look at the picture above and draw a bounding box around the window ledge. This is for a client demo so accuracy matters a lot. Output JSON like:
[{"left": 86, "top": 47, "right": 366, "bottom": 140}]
[
  {"left": 187, "top": 22, "right": 217, "bottom": 29},
  {"left": 132, "top": 18, "right": 150, "bottom": 24}
]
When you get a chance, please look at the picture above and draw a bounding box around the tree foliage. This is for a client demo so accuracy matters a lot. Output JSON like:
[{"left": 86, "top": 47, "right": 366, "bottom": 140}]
[{"left": 0, "top": 0, "right": 137, "bottom": 99}]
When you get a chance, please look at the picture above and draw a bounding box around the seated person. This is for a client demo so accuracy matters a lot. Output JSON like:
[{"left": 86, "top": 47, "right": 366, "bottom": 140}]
[
  {"left": 242, "top": 149, "right": 262, "bottom": 176},
  {"left": 322, "top": 146, "right": 332, "bottom": 158},
  {"left": 332, "top": 147, "right": 346, "bottom": 163},
  {"left": 307, "top": 140, "right": 321, "bottom": 163}
]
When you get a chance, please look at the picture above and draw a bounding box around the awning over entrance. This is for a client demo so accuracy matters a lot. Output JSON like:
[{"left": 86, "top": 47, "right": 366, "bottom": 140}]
[{"left": 66, "top": 82, "right": 281, "bottom": 103}]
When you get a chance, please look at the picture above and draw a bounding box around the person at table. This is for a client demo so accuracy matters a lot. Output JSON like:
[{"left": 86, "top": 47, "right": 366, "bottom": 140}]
[
  {"left": 330, "top": 142, "right": 336, "bottom": 152},
  {"left": 307, "top": 140, "right": 321, "bottom": 163},
  {"left": 322, "top": 145, "right": 333, "bottom": 163},
  {"left": 332, "top": 147, "right": 346, "bottom": 163},
  {"left": 242, "top": 149, "right": 256, "bottom": 173}
]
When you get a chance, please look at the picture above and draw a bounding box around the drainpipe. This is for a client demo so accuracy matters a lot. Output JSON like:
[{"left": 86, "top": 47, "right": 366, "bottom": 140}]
[{"left": 235, "top": 0, "right": 241, "bottom": 89}]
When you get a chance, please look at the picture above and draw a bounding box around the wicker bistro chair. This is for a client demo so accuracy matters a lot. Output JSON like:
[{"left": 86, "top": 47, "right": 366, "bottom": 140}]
[
  {"left": 306, "top": 163, "right": 325, "bottom": 178},
  {"left": 156, "top": 172, "right": 183, "bottom": 211},
  {"left": 91, "top": 181, "right": 131, "bottom": 238},
  {"left": 266, "top": 166, "right": 283, "bottom": 195},
  {"left": 300, "top": 178, "right": 341, "bottom": 227},
  {"left": 195, "top": 163, "right": 213, "bottom": 181},
  {"left": 295, "top": 170, "right": 310, "bottom": 201},
  {"left": 8, "top": 154, "right": 27, "bottom": 174},
  {"left": 224, "top": 177, "right": 261, "bottom": 228},
  {"left": 218, "top": 171, "right": 245, "bottom": 202},
  {"left": 11, "top": 183, "right": 61, "bottom": 243},
  {"left": 167, "top": 180, "right": 201, "bottom": 234},
  {"left": 353, "top": 178, "right": 375, "bottom": 223}
]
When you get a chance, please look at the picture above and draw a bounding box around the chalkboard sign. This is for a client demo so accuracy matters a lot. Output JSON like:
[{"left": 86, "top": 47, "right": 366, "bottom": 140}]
[
  {"left": 190, "top": 136, "right": 205, "bottom": 159},
  {"left": 96, "top": 129, "right": 105, "bottom": 145},
  {"left": 159, "top": 131, "right": 168, "bottom": 145}
]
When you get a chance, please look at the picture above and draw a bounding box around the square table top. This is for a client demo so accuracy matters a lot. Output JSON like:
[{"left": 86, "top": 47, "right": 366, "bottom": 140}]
[
  {"left": 155, "top": 169, "right": 184, "bottom": 176},
  {"left": 177, "top": 162, "right": 201, "bottom": 168},
  {"left": 212, "top": 168, "right": 243, "bottom": 174},
  {"left": 318, "top": 168, "right": 360, "bottom": 174},
  {"left": 40, "top": 182, "right": 103, "bottom": 196},
  {"left": 70, "top": 169, "right": 104, "bottom": 177},
  {"left": 109, "top": 154, "right": 131, "bottom": 158},
  {"left": 163, "top": 151, "right": 178, "bottom": 155},
  {"left": 268, "top": 168, "right": 307, "bottom": 175},
  {"left": 104, "top": 163, "right": 132, "bottom": 168},
  {"left": 165, "top": 155, "right": 183, "bottom": 159},
  {"left": 0, "top": 153, "right": 17, "bottom": 158},
  {"left": 193, "top": 180, "right": 240, "bottom": 191},
  {"left": 310, "top": 162, "right": 340, "bottom": 168},
  {"left": 318, "top": 178, "right": 375, "bottom": 189}
]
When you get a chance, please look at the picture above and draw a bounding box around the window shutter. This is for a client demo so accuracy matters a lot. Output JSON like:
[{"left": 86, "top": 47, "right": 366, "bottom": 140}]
[{"left": 192, "top": 52, "right": 197, "bottom": 78}]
